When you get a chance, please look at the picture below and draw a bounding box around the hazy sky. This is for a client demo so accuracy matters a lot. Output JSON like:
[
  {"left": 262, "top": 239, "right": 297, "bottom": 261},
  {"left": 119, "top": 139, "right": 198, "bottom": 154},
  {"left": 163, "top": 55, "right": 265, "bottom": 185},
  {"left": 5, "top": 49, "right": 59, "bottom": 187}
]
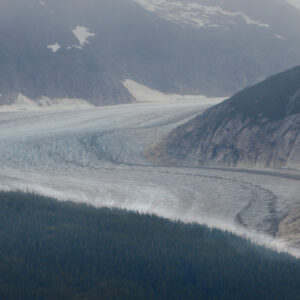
[{"left": 286, "top": 0, "right": 300, "bottom": 9}]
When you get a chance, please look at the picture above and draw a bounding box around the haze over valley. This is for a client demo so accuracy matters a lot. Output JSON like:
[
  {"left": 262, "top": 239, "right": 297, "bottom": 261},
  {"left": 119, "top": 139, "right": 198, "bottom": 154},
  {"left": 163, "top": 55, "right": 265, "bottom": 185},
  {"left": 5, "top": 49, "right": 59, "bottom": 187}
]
[
  {"left": 0, "top": 0, "right": 300, "bottom": 278},
  {"left": 0, "top": 83, "right": 300, "bottom": 255},
  {"left": 1, "top": 0, "right": 300, "bottom": 105}
]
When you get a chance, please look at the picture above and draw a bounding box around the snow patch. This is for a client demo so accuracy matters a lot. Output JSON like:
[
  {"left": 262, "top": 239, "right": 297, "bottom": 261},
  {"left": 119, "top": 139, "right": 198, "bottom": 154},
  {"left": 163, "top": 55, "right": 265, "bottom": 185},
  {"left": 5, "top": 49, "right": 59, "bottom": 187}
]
[
  {"left": 132, "top": 0, "right": 270, "bottom": 29},
  {"left": 0, "top": 94, "right": 94, "bottom": 112},
  {"left": 275, "top": 34, "right": 286, "bottom": 40},
  {"left": 47, "top": 43, "right": 61, "bottom": 52},
  {"left": 286, "top": 0, "right": 300, "bottom": 10},
  {"left": 123, "top": 79, "right": 227, "bottom": 104},
  {"left": 72, "top": 26, "right": 95, "bottom": 49}
]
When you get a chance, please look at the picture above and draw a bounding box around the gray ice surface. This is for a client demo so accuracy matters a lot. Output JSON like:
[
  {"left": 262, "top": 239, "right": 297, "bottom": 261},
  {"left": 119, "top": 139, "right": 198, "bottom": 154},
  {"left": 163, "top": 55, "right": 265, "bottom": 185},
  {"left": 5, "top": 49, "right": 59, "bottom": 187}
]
[{"left": 0, "top": 100, "right": 299, "bottom": 255}]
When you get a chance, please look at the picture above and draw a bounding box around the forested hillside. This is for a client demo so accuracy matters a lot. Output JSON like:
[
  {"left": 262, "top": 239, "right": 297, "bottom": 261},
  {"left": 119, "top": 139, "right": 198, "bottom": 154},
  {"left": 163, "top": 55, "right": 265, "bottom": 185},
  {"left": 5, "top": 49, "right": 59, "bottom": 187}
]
[{"left": 0, "top": 191, "right": 300, "bottom": 299}]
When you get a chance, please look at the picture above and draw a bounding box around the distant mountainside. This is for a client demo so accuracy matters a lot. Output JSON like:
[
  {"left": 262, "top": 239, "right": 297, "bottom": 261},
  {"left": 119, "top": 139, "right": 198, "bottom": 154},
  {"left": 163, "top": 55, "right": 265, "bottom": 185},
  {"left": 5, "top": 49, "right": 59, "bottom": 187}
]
[
  {"left": 1, "top": 0, "right": 300, "bottom": 105},
  {"left": 144, "top": 65, "right": 300, "bottom": 169}
]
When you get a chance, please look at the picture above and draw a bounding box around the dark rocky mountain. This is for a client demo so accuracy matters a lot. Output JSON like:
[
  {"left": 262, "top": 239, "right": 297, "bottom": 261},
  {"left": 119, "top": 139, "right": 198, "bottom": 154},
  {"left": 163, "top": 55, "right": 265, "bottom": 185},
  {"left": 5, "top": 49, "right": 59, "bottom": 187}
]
[
  {"left": 1, "top": 0, "right": 300, "bottom": 105},
  {"left": 144, "top": 65, "right": 300, "bottom": 169}
]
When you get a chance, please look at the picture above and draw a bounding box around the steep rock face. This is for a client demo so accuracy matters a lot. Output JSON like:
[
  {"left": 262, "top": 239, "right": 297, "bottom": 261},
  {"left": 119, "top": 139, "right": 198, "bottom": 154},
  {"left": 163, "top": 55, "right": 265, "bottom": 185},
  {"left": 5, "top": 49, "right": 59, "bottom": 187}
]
[
  {"left": 144, "top": 66, "right": 300, "bottom": 169},
  {"left": 1, "top": 0, "right": 300, "bottom": 105},
  {"left": 277, "top": 208, "right": 300, "bottom": 249}
]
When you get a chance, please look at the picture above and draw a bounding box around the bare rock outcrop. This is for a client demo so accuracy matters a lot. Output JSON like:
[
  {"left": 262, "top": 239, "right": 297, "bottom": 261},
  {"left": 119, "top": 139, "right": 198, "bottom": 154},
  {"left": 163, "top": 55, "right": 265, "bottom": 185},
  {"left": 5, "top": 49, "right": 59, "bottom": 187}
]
[
  {"left": 144, "top": 66, "right": 300, "bottom": 169},
  {"left": 277, "top": 207, "right": 300, "bottom": 248}
]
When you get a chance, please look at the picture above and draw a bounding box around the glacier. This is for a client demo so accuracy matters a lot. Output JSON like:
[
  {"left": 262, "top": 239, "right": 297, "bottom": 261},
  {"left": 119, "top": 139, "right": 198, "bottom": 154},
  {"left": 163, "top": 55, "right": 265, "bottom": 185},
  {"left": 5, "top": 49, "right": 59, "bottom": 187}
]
[{"left": 0, "top": 98, "right": 300, "bottom": 256}]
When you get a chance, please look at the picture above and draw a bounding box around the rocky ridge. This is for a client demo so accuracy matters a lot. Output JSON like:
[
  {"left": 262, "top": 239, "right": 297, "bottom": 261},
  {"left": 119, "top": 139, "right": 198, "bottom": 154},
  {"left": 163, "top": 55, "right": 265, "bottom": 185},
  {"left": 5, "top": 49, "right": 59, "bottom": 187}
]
[{"left": 144, "top": 66, "right": 300, "bottom": 169}]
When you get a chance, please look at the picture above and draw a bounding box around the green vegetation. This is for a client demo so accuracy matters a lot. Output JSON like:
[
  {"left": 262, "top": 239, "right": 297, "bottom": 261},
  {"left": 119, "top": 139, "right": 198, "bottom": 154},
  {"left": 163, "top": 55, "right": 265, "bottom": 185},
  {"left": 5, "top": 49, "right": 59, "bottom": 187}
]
[{"left": 0, "top": 191, "right": 300, "bottom": 299}]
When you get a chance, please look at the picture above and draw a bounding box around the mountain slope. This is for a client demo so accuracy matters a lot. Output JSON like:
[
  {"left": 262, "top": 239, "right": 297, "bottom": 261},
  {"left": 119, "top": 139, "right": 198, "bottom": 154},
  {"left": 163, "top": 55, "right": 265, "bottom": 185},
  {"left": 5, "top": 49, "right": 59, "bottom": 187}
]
[
  {"left": 144, "top": 65, "right": 300, "bottom": 169},
  {"left": 1, "top": 0, "right": 300, "bottom": 105}
]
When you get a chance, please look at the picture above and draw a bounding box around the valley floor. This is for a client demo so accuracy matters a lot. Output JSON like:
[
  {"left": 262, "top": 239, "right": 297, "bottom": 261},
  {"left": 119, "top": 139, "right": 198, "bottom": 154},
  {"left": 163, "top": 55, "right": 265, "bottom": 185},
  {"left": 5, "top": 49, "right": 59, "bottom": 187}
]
[{"left": 0, "top": 99, "right": 299, "bottom": 255}]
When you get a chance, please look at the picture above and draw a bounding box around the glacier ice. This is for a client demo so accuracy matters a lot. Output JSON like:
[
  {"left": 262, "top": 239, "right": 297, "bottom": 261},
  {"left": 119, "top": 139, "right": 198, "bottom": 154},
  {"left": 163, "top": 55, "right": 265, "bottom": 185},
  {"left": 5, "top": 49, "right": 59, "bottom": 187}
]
[{"left": 0, "top": 99, "right": 299, "bottom": 256}]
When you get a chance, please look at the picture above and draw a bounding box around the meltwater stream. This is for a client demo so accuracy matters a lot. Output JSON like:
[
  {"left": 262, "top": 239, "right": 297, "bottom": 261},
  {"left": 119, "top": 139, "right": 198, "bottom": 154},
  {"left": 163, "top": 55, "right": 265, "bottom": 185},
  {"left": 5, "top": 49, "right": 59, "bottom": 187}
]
[{"left": 0, "top": 100, "right": 299, "bottom": 255}]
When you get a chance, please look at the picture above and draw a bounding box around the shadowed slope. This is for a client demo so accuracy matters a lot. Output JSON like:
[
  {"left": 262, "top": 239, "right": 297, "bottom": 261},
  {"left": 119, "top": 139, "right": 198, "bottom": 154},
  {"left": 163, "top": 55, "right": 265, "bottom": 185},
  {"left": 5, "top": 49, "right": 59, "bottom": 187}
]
[{"left": 144, "top": 66, "right": 300, "bottom": 169}]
